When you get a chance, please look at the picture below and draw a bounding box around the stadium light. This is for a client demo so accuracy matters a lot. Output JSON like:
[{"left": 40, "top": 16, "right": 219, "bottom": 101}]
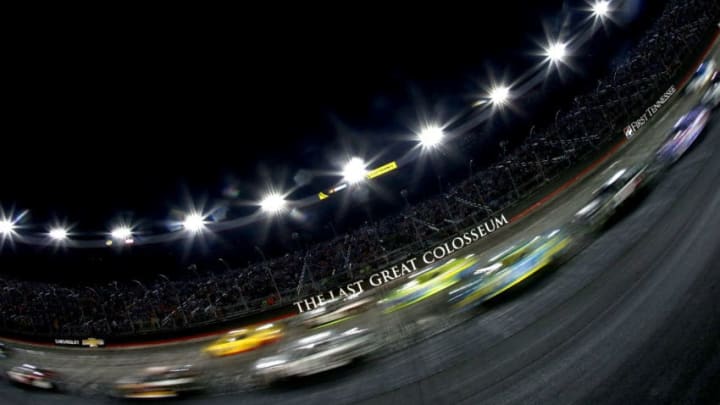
[
  {"left": 342, "top": 157, "right": 368, "bottom": 184},
  {"left": 489, "top": 86, "right": 510, "bottom": 105},
  {"left": 545, "top": 42, "right": 567, "bottom": 63},
  {"left": 0, "top": 219, "right": 15, "bottom": 235},
  {"left": 260, "top": 193, "right": 286, "bottom": 214},
  {"left": 418, "top": 125, "right": 444, "bottom": 148},
  {"left": 111, "top": 226, "right": 133, "bottom": 241},
  {"left": 182, "top": 212, "right": 206, "bottom": 233},
  {"left": 591, "top": 0, "right": 610, "bottom": 18},
  {"left": 48, "top": 227, "right": 69, "bottom": 241}
]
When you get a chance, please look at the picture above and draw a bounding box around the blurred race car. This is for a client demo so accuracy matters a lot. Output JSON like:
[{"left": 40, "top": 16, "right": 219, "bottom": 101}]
[
  {"left": 289, "top": 295, "right": 376, "bottom": 330},
  {"left": 571, "top": 164, "right": 650, "bottom": 230},
  {"left": 0, "top": 342, "right": 8, "bottom": 358},
  {"left": 113, "top": 365, "right": 203, "bottom": 399},
  {"left": 254, "top": 326, "right": 377, "bottom": 385},
  {"left": 700, "top": 70, "right": 719, "bottom": 108},
  {"left": 449, "top": 228, "right": 572, "bottom": 310},
  {"left": 656, "top": 105, "right": 711, "bottom": 165},
  {"left": 379, "top": 255, "right": 482, "bottom": 314},
  {"left": 204, "top": 323, "right": 283, "bottom": 357},
  {"left": 6, "top": 364, "right": 61, "bottom": 390},
  {"left": 685, "top": 60, "right": 716, "bottom": 94}
]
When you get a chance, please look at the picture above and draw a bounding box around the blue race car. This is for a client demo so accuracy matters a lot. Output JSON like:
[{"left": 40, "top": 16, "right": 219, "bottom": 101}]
[
  {"left": 448, "top": 228, "right": 572, "bottom": 311},
  {"left": 656, "top": 105, "right": 711, "bottom": 165}
]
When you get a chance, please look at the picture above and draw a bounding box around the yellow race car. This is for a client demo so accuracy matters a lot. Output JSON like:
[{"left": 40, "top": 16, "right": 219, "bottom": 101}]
[
  {"left": 204, "top": 323, "right": 283, "bottom": 357},
  {"left": 380, "top": 255, "right": 481, "bottom": 314}
]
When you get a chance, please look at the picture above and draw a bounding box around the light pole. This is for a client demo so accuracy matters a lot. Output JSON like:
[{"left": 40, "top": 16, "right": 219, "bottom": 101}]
[
  {"left": 471, "top": 183, "right": 492, "bottom": 215},
  {"left": 443, "top": 194, "right": 459, "bottom": 232},
  {"left": 158, "top": 274, "right": 188, "bottom": 325},
  {"left": 132, "top": 279, "right": 148, "bottom": 293},
  {"left": 86, "top": 286, "right": 111, "bottom": 333},
  {"left": 401, "top": 189, "right": 423, "bottom": 246},
  {"left": 255, "top": 246, "right": 281, "bottom": 300},
  {"left": 400, "top": 189, "right": 410, "bottom": 207},
  {"left": 533, "top": 150, "right": 548, "bottom": 182},
  {"left": 505, "top": 166, "right": 520, "bottom": 198},
  {"left": 327, "top": 221, "right": 338, "bottom": 239},
  {"left": 219, "top": 258, "right": 248, "bottom": 311},
  {"left": 500, "top": 140, "right": 508, "bottom": 158},
  {"left": 111, "top": 281, "right": 135, "bottom": 333}
]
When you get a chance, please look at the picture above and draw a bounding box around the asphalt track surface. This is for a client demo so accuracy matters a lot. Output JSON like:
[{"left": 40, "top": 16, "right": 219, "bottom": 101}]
[{"left": 2, "top": 63, "right": 720, "bottom": 404}]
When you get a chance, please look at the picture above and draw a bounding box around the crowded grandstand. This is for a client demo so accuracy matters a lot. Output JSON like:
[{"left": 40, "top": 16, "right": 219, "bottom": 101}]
[
  {"left": 1, "top": 0, "right": 720, "bottom": 402},
  {"left": 0, "top": 0, "right": 718, "bottom": 340}
]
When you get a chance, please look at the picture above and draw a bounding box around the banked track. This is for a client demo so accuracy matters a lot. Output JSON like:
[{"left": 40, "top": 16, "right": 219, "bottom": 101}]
[{"left": 2, "top": 65, "right": 720, "bottom": 405}]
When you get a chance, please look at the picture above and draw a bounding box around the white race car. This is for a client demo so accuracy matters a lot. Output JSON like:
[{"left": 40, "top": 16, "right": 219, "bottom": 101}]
[
  {"left": 113, "top": 365, "right": 203, "bottom": 399},
  {"left": 6, "top": 364, "right": 61, "bottom": 390},
  {"left": 700, "top": 70, "right": 719, "bottom": 108},
  {"left": 685, "top": 60, "right": 716, "bottom": 94},
  {"left": 572, "top": 165, "right": 649, "bottom": 230},
  {"left": 254, "top": 326, "right": 377, "bottom": 385}
]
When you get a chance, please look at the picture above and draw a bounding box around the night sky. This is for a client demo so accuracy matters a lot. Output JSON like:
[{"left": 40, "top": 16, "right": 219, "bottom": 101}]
[{"left": 0, "top": 1, "right": 660, "bottom": 278}]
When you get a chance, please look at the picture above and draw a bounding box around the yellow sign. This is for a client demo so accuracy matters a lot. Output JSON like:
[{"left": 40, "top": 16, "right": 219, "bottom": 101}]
[
  {"left": 366, "top": 161, "right": 398, "bottom": 179},
  {"left": 316, "top": 161, "right": 398, "bottom": 201}
]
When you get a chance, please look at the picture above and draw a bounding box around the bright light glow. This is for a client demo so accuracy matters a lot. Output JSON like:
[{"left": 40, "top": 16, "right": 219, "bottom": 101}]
[
  {"left": 49, "top": 228, "right": 68, "bottom": 241},
  {"left": 255, "top": 358, "right": 287, "bottom": 369},
  {"left": 418, "top": 125, "right": 444, "bottom": 148},
  {"left": 299, "top": 332, "right": 332, "bottom": 345},
  {"left": 342, "top": 327, "right": 364, "bottom": 336},
  {"left": 606, "top": 168, "right": 627, "bottom": 185},
  {"left": 489, "top": 245, "right": 516, "bottom": 262},
  {"left": 474, "top": 262, "right": 503, "bottom": 275},
  {"left": 261, "top": 194, "right": 286, "bottom": 214},
  {"left": 547, "top": 229, "right": 560, "bottom": 238},
  {"left": 545, "top": 42, "right": 567, "bottom": 63},
  {"left": 342, "top": 157, "right": 367, "bottom": 184},
  {"left": 183, "top": 213, "right": 206, "bottom": 232},
  {"left": 489, "top": 86, "right": 510, "bottom": 105},
  {"left": 0, "top": 219, "right": 15, "bottom": 235},
  {"left": 111, "top": 226, "right": 132, "bottom": 240},
  {"left": 592, "top": 0, "right": 610, "bottom": 18}
]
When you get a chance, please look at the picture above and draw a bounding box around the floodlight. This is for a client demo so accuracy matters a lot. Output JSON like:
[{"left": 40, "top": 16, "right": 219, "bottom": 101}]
[
  {"left": 182, "top": 213, "right": 206, "bottom": 233},
  {"left": 418, "top": 125, "right": 444, "bottom": 148},
  {"left": 489, "top": 86, "right": 510, "bottom": 105},
  {"left": 592, "top": 0, "right": 610, "bottom": 18},
  {"left": 342, "top": 157, "right": 367, "bottom": 184},
  {"left": 49, "top": 227, "right": 69, "bottom": 241},
  {"left": 0, "top": 219, "right": 14, "bottom": 235},
  {"left": 546, "top": 42, "right": 567, "bottom": 63},
  {"left": 111, "top": 226, "right": 132, "bottom": 240},
  {"left": 261, "top": 194, "right": 286, "bottom": 214}
]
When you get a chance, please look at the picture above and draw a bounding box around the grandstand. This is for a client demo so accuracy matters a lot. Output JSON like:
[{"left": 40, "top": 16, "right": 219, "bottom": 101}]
[{"left": 1, "top": 0, "right": 719, "bottom": 341}]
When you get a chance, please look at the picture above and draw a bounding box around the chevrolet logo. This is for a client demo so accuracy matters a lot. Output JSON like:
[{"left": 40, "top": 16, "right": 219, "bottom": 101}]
[{"left": 82, "top": 338, "right": 105, "bottom": 348}]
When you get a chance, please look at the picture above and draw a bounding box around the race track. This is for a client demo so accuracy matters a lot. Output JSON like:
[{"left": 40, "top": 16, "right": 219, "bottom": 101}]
[{"left": 2, "top": 66, "right": 720, "bottom": 404}]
